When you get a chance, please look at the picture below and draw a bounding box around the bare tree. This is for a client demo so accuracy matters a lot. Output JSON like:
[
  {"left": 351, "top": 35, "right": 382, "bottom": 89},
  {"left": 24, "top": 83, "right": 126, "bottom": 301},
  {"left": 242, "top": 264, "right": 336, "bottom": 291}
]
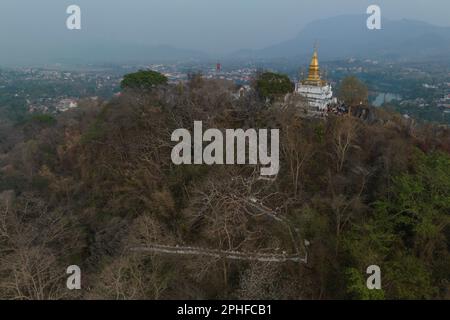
[{"left": 0, "top": 193, "right": 81, "bottom": 300}]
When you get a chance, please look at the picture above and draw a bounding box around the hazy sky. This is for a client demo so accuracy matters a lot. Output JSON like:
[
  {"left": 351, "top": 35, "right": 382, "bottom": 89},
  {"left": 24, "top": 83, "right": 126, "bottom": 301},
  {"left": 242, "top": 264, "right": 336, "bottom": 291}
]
[{"left": 0, "top": 0, "right": 449, "bottom": 54}]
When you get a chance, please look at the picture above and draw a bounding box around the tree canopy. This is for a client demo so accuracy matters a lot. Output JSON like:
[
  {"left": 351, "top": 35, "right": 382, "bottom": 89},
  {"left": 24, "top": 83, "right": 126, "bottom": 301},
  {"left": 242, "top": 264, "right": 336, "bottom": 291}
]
[
  {"left": 338, "top": 76, "right": 369, "bottom": 106},
  {"left": 0, "top": 77, "right": 449, "bottom": 300},
  {"left": 121, "top": 70, "right": 168, "bottom": 90},
  {"left": 255, "top": 71, "right": 294, "bottom": 101}
]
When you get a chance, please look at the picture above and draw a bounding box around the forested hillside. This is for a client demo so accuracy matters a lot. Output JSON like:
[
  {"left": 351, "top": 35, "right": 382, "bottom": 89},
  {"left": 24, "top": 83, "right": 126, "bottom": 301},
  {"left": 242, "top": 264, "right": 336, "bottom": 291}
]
[{"left": 0, "top": 77, "right": 449, "bottom": 299}]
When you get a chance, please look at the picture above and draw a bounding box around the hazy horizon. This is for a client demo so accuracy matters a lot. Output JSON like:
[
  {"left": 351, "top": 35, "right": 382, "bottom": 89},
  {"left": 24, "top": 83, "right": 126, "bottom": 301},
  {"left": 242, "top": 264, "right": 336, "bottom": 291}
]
[{"left": 0, "top": 1, "right": 449, "bottom": 66}]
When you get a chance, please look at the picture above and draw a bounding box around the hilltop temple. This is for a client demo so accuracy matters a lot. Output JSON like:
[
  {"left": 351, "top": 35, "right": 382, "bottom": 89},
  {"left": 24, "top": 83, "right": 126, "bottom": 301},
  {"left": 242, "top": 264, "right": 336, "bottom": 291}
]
[{"left": 295, "top": 47, "right": 336, "bottom": 111}]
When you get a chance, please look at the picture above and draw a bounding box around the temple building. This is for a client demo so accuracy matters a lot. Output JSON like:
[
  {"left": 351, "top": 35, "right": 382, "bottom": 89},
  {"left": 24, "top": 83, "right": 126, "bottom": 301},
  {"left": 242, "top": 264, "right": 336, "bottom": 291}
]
[{"left": 295, "top": 47, "right": 336, "bottom": 111}]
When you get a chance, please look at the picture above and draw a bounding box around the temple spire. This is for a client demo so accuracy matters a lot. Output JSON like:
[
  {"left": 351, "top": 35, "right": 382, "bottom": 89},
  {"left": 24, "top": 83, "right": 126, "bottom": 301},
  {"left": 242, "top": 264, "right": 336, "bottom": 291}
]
[
  {"left": 305, "top": 46, "right": 322, "bottom": 85},
  {"left": 296, "top": 44, "right": 335, "bottom": 111}
]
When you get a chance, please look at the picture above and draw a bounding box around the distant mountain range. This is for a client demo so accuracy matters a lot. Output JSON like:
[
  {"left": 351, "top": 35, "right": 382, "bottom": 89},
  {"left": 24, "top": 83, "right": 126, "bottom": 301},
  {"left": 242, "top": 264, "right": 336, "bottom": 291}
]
[
  {"left": 0, "top": 34, "right": 208, "bottom": 66},
  {"left": 3, "top": 15, "right": 450, "bottom": 66},
  {"left": 51, "top": 42, "right": 209, "bottom": 65},
  {"left": 229, "top": 15, "right": 450, "bottom": 62}
]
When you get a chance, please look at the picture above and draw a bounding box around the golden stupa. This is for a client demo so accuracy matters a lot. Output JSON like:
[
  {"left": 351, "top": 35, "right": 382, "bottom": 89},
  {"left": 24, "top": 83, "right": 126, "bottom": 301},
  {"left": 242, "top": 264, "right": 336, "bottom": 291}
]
[
  {"left": 295, "top": 45, "right": 335, "bottom": 111},
  {"left": 301, "top": 48, "right": 326, "bottom": 86}
]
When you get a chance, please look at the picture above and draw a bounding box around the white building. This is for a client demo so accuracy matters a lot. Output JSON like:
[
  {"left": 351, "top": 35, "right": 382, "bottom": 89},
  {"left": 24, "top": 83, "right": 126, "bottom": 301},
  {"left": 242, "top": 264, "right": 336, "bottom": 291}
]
[
  {"left": 56, "top": 99, "right": 78, "bottom": 112},
  {"left": 295, "top": 48, "right": 336, "bottom": 111}
]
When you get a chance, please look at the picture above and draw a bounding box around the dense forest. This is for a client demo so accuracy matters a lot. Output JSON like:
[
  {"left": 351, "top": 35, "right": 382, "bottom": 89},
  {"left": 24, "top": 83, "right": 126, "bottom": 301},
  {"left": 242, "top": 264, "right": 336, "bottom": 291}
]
[{"left": 0, "top": 75, "right": 449, "bottom": 299}]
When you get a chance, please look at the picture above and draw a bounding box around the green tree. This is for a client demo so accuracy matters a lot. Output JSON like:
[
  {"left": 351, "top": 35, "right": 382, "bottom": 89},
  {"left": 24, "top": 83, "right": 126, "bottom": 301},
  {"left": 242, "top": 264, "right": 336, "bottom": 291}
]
[
  {"left": 121, "top": 70, "right": 168, "bottom": 90},
  {"left": 344, "top": 150, "right": 450, "bottom": 299},
  {"left": 338, "top": 76, "right": 369, "bottom": 107},
  {"left": 345, "top": 268, "right": 385, "bottom": 300},
  {"left": 255, "top": 72, "right": 293, "bottom": 101}
]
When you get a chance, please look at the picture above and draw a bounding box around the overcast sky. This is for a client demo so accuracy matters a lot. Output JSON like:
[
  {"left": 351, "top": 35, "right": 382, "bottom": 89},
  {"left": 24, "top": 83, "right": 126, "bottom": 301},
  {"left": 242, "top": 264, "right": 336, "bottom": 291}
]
[{"left": 0, "top": 0, "right": 449, "bottom": 54}]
